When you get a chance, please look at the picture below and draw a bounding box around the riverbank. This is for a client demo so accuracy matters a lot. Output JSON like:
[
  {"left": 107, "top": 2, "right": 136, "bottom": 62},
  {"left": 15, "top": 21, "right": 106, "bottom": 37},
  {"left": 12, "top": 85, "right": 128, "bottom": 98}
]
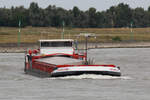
[
  {"left": 0, "top": 41, "right": 150, "bottom": 53},
  {"left": 1, "top": 27, "right": 150, "bottom": 44}
]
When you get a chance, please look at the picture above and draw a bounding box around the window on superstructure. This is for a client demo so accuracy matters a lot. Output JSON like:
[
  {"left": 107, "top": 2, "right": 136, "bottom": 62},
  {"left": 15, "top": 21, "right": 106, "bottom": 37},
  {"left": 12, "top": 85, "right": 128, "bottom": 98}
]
[
  {"left": 41, "top": 41, "right": 72, "bottom": 47},
  {"left": 41, "top": 42, "right": 49, "bottom": 47}
]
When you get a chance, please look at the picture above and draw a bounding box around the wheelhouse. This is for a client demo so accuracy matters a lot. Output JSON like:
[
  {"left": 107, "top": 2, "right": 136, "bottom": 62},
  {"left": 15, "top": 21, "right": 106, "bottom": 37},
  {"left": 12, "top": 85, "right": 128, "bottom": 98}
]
[{"left": 39, "top": 39, "right": 74, "bottom": 55}]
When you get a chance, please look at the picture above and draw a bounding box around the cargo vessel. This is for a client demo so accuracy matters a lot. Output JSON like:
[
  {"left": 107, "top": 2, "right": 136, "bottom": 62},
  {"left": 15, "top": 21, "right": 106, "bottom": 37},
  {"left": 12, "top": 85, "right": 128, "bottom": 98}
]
[{"left": 24, "top": 38, "right": 121, "bottom": 77}]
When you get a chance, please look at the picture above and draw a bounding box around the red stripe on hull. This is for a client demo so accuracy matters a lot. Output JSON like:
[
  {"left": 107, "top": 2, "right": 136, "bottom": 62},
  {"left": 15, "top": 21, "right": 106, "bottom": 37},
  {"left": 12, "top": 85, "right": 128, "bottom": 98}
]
[
  {"left": 31, "top": 61, "right": 57, "bottom": 73},
  {"left": 56, "top": 64, "right": 116, "bottom": 68}
]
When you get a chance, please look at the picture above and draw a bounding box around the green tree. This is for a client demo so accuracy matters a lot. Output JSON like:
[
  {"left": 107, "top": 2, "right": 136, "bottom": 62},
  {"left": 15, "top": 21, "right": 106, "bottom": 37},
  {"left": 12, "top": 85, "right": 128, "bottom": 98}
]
[
  {"left": 44, "top": 5, "right": 54, "bottom": 26},
  {"left": 96, "top": 12, "right": 104, "bottom": 28},
  {"left": 29, "top": 2, "right": 45, "bottom": 26},
  {"left": 148, "top": 6, "right": 150, "bottom": 12},
  {"left": 0, "top": 8, "right": 11, "bottom": 26},
  {"left": 132, "top": 7, "right": 150, "bottom": 27},
  {"left": 115, "top": 3, "right": 132, "bottom": 27},
  {"left": 72, "top": 6, "right": 81, "bottom": 27},
  {"left": 88, "top": 7, "right": 97, "bottom": 27},
  {"left": 105, "top": 6, "right": 117, "bottom": 28},
  {"left": 51, "top": 7, "right": 67, "bottom": 27},
  {"left": 0, "top": 2, "right": 150, "bottom": 28},
  {"left": 10, "top": 6, "right": 29, "bottom": 27}
]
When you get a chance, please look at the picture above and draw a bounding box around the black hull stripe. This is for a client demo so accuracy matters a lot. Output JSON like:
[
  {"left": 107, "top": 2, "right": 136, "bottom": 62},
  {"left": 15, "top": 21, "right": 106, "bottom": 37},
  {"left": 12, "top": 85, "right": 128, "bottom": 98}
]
[{"left": 51, "top": 71, "right": 121, "bottom": 77}]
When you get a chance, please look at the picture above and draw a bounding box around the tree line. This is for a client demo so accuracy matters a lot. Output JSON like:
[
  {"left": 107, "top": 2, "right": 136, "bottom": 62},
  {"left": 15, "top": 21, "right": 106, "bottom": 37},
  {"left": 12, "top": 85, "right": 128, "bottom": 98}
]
[{"left": 0, "top": 2, "right": 150, "bottom": 28}]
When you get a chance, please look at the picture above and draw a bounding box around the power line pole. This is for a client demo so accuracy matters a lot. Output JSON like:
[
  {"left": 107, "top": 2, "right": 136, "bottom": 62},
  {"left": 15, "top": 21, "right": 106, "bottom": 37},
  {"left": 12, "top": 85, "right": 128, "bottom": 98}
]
[
  {"left": 85, "top": 35, "right": 88, "bottom": 65},
  {"left": 18, "top": 20, "right": 21, "bottom": 47},
  {"left": 130, "top": 21, "right": 133, "bottom": 41},
  {"left": 61, "top": 20, "right": 65, "bottom": 39}
]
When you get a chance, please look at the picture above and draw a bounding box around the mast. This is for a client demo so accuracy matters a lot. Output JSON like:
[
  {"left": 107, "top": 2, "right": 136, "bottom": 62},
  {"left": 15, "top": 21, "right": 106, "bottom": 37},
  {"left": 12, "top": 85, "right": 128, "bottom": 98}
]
[{"left": 77, "top": 33, "right": 96, "bottom": 65}]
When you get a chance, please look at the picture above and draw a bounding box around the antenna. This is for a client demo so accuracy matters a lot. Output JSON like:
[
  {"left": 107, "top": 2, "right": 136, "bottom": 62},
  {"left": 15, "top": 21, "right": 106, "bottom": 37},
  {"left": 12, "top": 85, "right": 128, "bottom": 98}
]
[{"left": 77, "top": 33, "right": 96, "bottom": 65}]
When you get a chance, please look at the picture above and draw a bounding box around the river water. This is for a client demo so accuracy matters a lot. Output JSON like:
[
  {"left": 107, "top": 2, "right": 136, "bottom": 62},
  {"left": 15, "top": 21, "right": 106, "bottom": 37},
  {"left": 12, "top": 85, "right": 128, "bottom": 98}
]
[{"left": 0, "top": 48, "right": 150, "bottom": 100}]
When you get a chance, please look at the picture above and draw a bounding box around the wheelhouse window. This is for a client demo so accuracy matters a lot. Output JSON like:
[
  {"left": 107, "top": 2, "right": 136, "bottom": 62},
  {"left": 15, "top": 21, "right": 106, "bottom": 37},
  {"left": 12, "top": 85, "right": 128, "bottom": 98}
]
[{"left": 41, "top": 41, "right": 72, "bottom": 47}]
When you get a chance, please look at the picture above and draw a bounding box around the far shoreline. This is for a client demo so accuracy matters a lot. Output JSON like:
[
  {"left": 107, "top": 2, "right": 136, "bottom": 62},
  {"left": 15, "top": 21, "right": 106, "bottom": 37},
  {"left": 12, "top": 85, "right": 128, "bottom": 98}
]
[{"left": 0, "top": 41, "right": 150, "bottom": 53}]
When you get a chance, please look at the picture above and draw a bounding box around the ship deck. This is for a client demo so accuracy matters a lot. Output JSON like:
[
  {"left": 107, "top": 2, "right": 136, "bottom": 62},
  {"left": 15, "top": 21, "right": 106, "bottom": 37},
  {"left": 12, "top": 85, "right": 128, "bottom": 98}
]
[{"left": 35, "top": 56, "right": 84, "bottom": 65}]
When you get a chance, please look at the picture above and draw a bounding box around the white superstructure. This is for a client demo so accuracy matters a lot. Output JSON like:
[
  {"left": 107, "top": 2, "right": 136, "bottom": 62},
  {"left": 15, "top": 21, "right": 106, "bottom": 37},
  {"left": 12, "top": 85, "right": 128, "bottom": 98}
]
[{"left": 39, "top": 39, "right": 74, "bottom": 55}]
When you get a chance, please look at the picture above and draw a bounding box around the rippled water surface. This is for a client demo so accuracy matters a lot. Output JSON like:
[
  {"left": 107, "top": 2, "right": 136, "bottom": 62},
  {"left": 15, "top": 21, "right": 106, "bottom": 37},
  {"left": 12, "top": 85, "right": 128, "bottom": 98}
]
[{"left": 0, "top": 48, "right": 150, "bottom": 100}]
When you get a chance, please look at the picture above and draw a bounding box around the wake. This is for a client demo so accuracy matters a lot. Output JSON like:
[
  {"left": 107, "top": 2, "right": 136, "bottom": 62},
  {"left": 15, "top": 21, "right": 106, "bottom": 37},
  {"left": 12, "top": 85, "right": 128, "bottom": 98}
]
[{"left": 50, "top": 74, "right": 132, "bottom": 80}]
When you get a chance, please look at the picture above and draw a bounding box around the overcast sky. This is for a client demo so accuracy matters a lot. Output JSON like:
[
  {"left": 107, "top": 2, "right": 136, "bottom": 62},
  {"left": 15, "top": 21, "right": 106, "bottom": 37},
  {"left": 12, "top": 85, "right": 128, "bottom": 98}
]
[{"left": 0, "top": 0, "right": 150, "bottom": 11}]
